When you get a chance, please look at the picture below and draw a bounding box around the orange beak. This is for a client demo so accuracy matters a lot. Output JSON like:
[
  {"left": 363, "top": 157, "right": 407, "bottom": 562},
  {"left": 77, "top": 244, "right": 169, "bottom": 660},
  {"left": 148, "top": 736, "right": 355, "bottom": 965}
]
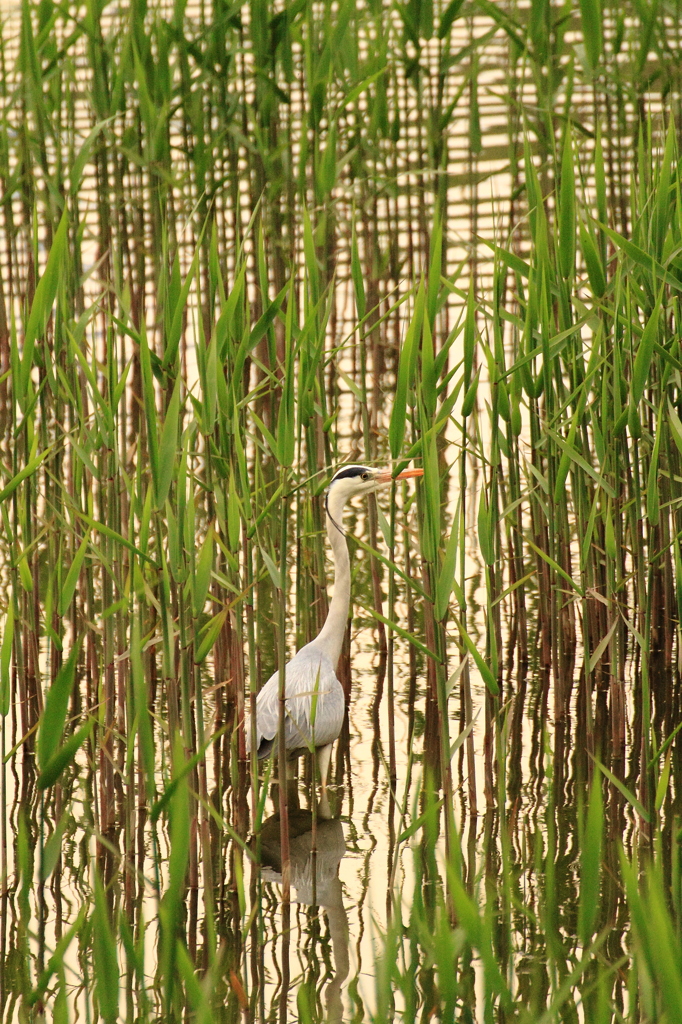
[{"left": 375, "top": 468, "right": 424, "bottom": 483}]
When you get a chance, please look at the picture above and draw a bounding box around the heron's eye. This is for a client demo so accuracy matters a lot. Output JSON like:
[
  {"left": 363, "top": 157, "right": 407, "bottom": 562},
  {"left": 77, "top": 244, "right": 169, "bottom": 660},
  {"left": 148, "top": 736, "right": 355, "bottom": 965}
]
[{"left": 361, "top": 471, "right": 371, "bottom": 481}]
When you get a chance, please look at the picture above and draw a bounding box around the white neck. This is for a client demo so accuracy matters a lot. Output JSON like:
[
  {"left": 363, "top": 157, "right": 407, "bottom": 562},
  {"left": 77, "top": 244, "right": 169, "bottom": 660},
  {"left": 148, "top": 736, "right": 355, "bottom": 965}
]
[{"left": 311, "top": 487, "right": 352, "bottom": 668}]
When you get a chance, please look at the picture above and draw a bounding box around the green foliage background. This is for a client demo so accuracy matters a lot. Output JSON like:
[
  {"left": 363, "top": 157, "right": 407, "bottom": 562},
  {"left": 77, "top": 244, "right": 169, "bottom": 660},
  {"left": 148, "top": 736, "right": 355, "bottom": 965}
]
[{"left": 2, "top": 0, "right": 682, "bottom": 1020}]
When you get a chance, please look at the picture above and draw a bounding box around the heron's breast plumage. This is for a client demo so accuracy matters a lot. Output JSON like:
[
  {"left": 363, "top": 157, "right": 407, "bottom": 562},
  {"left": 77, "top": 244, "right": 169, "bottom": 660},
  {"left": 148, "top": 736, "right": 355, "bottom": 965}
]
[{"left": 246, "top": 643, "right": 345, "bottom": 756}]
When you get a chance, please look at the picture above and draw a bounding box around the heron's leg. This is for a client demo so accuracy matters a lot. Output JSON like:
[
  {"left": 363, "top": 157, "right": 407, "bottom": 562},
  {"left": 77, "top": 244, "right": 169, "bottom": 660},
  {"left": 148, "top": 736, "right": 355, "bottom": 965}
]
[{"left": 316, "top": 742, "right": 333, "bottom": 791}]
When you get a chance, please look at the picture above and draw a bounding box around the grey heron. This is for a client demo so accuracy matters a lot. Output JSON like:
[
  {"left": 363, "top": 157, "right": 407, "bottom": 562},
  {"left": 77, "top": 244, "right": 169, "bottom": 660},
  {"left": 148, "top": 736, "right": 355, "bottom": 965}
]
[{"left": 246, "top": 463, "right": 423, "bottom": 793}]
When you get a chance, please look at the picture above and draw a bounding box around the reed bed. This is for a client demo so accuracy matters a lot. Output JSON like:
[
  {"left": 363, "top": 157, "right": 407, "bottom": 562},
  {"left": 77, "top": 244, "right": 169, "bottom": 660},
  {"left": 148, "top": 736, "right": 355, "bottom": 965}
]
[{"left": 2, "top": 0, "right": 682, "bottom": 1021}]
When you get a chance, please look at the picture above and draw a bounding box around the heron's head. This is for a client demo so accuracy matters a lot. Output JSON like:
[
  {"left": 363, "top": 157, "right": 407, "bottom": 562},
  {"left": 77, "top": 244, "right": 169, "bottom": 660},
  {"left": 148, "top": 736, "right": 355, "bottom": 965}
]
[{"left": 327, "top": 464, "right": 424, "bottom": 501}]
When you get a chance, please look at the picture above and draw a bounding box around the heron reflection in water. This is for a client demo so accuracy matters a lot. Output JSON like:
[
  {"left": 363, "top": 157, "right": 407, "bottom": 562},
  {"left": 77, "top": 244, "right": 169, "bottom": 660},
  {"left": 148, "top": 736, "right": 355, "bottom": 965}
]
[{"left": 254, "top": 804, "right": 349, "bottom": 1023}]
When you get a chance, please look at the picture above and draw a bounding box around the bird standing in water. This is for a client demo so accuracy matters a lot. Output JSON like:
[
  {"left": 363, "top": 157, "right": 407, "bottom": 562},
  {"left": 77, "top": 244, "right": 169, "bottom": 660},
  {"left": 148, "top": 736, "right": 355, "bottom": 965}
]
[{"left": 246, "top": 463, "right": 423, "bottom": 794}]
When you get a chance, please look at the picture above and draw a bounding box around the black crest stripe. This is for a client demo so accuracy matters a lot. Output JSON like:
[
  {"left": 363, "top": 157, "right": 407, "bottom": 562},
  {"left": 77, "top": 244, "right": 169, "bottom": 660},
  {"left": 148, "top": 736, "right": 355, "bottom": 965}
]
[{"left": 330, "top": 465, "right": 370, "bottom": 482}]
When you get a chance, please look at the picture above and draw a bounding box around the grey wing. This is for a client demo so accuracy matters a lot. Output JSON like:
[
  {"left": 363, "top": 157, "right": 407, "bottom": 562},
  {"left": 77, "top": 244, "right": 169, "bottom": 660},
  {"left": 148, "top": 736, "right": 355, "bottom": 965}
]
[
  {"left": 246, "top": 671, "right": 281, "bottom": 757},
  {"left": 247, "top": 648, "right": 345, "bottom": 757}
]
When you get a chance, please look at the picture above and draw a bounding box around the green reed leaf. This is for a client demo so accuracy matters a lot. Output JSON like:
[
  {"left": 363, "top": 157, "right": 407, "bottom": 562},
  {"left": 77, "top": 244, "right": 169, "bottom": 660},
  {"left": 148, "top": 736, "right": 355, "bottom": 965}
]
[
  {"left": 27, "top": 904, "right": 87, "bottom": 1007},
  {"left": 469, "top": 54, "right": 481, "bottom": 154},
  {"left": 553, "top": 397, "right": 585, "bottom": 505},
  {"left": 643, "top": 875, "right": 682, "bottom": 1020},
  {"left": 546, "top": 426, "right": 615, "bottom": 498},
  {"left": 217, "top": 260, "right": 247, "bottom": 360},
  {"left": 628, "top": 397, "right": 641, "bottom": 438},
  {"left": 21, "top": 208, "right": 68, "bottom": 403},
  {"left": 578, "top": 772, "right": 603, "bottom": 945},
  {"left": 93, "top": 869, "right": 119, "bottom": 1024},
  {"left": 38, "top": 638, "right": 83, "bottom": 771},
  {"left": 0, "top": 602, "right": 13, "bottom": 717},
  {"left": 647, "top": 419, "right": 662, "bottom": 525},
  {"left": 456, "top": 618, "right": 498, "bottom": 695},
  {"left": 390, "top": 283, "right": 424, "bottom": 460},
  {"left": 176, "top": 941, "right": 209, "bottom": 1017},
  {"left": 76, "top": 509, "right": 158, "bottom": 567},
  {"left": 464, "top": 280, "right": 476, "bottom": 385},
  {"left": 475, "top": 0, "right": 526, "bottom": 56},
  {"left": 579, "top": 0, "right": 602, "bottom": 71},
  {"left": 0, "top": 445, "right": 52, "bottom": 506},
  {"left": 526, "top": 535, "right": 585, "bottom": 596},
  {"left": 131, "top": 613, "right": 155, "bottom": 800},
  {"left": 59, "top": 530, "right": 90, "bottom": 617},
  {"left": 668, "top": 400, "right": 682, "bottom": 458},
  {"left": 593, "top": 756, "right": 650, "bottom": 823},
  {"left": 70, "top": 117, "right": 113, "bottom": 195},
  {"left": 193, "top": 525, "right": 214, "bottom": 618},
  {"left": 159, "top": 733, "right": 190, "bottom": 1010},
  {"left": 635, "top": 0, "right": 659, "bottom": 76},
  {"left": 558, "top": 127, "right": 575, "bottom": 279},
  {"left": 202, "top": 334, "right": 218, "bottom": 434},
  {"left": 427, "top": 209, "right": 442, "bottom": 327},
  {"left": 260, "top": 546, "right": 282, "bottom": 591},
  {"left": 654, "top": 119, "right": 676, "bottom": 255},
  {"left": 317, "top": 121, "right": 337, "bottom": 195},
  {"left": 40, "top": 810, "right": 68, "bottom": 880},
  {"left": 438, "top": 0, "right": 465, "bottom": 37},
  {"left": 579, "top": 220, "right": 606, "bottom": 297},
  {"left": 351, "top": 220, "right": 365, "bottom": 321},
  {"left": 621, "top": 855, "right": 682, "bottom": 1021},
  {"left": 276, "top": 281, "right": 297, "bottom": 468},
  {"left": 195, "top": 608, "right": 228, "bottom": 664},
  {"left": 303, "top": 207, "right": 320, "bottom": 306},
  {"left": 445, "top": 860, "right": 512, "bottom": 1008},
  {"left": 398, "top": 796, "right": 446, "bottom": 843},
  {"left": 588, "top": 618, "right": 618, "bottom": 675},
  {"left": 37, "top": 721, "right": 93, "bottom": 791},
  {"left": 368, "top": 608, "right": 439, "bottom": 661},
  {"left": 421, "top": 315, "right": 436, "bottom": 418},
  {"left": 151, "top": 730, "right": 222, "bottom": 824},
  {"left": 600, "top": 223, "right": 682, "bottom": 293},
  {"left": 420, "top": 400, "right": 441, "bottom": 563},
  {"left": 632, "top": 290, "right": 662, "bottom": 407},
  {"left": 461, "top": 366, "right": 480, "bottom": 418},
  {"left": 477, "top": 488, "right": 493, "bottom": 566},
  {"left": 139, "top": 323, "right": 159, "bottom": 495},
  {"left": 351, "top": 534, "right": 429, "bottom": 602},
  {"left": 435, "top": 511, "right": 460, "bottom": 621},
  {"left": 226, "top": 470, "right": 243, "bottom": 552},
  {"left": 156, "top": 376, "right": 181, "bottom": 509},
  {"left": 655, "top": 749, "right": 672, "bottom": 812}
]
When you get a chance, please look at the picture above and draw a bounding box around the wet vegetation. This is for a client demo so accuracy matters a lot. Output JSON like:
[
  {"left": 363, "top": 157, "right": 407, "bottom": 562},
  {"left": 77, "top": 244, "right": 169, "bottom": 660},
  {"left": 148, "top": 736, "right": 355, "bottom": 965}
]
[{"left": 3, "top": 0, "right": 682, "bottom": 1020}]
